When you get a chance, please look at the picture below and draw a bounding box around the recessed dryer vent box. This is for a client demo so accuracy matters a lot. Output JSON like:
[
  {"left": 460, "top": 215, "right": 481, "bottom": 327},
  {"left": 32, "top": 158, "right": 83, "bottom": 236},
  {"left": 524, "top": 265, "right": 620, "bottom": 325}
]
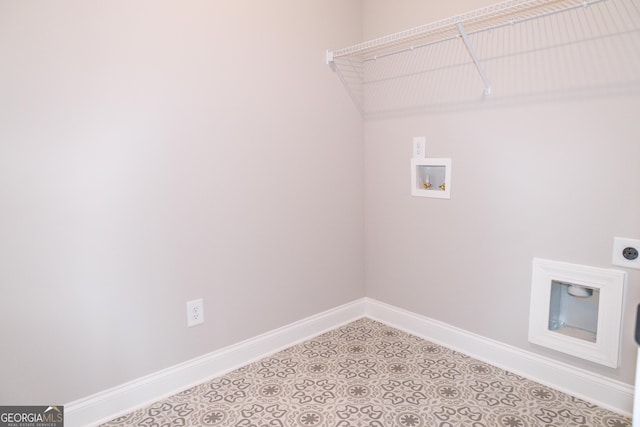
[
  {"left": 411, "top": 158, "right": 451, "bottom": 199},
  {"left": 528, "top": 258, "right": 626, "bottom": 368}
]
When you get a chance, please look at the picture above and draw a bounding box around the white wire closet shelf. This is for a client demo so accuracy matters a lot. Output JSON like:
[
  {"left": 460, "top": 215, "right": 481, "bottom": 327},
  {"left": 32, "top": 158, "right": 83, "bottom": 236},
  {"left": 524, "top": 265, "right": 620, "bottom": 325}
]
[{"left": 327, "top": 0, "right": 640, "bottom": 117}]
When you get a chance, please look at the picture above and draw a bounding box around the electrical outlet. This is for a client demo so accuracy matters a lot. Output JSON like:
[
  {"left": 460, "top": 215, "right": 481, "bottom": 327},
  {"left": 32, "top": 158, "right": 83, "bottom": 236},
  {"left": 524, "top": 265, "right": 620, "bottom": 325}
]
[
  {"left": 612, "top": 237, "right": 640, "bottom": 270},
  {"left": 413, "top": 137, "right": 426, "bottom": 159},
  {"left": 186, "top": 298, "right": 204, "bottom": 327}
]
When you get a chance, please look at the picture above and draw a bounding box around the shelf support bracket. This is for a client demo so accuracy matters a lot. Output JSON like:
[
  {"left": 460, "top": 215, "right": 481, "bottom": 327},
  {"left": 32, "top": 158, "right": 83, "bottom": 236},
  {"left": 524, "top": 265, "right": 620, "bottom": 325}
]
[
  {"left": 456, "top": 21, "right": 491, "bottom": 95},
  {"left": 326, "top": 50, "right": 336, "bottom": 71}
]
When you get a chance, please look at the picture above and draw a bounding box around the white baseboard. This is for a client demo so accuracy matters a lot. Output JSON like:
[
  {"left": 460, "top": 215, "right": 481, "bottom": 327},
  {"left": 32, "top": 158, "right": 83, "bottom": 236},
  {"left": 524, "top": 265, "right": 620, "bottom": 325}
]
[
  {"left": 364, "top": 297, "right": 634, "bottom": 417},
  {"left": 65, "top": 297, "right": 633, "bottom": 426},
  {"left": 64, "top": 298, "right": 366, "bottom": 427}
]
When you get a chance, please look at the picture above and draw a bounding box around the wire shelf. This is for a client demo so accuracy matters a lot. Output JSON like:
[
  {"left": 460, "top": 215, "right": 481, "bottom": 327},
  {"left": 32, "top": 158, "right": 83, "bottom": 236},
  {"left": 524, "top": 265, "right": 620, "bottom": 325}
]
[{"left": 327, "top": 0, "right": 640, "bottom": 117}]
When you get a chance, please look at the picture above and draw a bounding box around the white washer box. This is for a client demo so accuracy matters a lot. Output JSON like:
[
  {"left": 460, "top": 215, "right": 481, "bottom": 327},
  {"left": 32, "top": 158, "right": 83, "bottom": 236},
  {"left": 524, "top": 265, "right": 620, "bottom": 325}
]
[{"left": 410, "top": 158, "right": 451, "bottom": 199}]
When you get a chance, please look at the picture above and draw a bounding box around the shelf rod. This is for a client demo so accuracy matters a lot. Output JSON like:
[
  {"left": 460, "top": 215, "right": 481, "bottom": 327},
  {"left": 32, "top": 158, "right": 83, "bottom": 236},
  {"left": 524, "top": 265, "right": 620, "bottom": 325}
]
[
  {"left": 362, "top": 35, "right": 461, "bottom": 63},
  {"left": 456, "top": 21, "right": 492, "bottom": 95},
  {"left": 352, "top": 0, "right": 607, "bottom": 65},
  {"left": 329, "top": 0, "right": 555, "bottom": 59},
  {"left": 328, "top": 0, "right": 608, "bottom": 64}
]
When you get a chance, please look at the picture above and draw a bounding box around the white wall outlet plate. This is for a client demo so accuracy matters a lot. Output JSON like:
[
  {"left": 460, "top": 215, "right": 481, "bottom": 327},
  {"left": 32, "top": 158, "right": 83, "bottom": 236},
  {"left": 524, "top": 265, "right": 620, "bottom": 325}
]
[
  {"left": 412, "top": 136, "right": 426, "bottom": 158},
  {"left": 612, "top": 237, "right": 640, "bottom": 269},
  {"left": 186, "top": 298, "right": 204, "bottom": 327}
]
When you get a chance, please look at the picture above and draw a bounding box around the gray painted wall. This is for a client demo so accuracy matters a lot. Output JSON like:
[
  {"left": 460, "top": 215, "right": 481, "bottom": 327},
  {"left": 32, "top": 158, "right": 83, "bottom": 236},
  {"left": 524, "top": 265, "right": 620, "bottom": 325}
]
[
  {"left": 1, "top": 0, "right": 638, "bottom": 408},
  {"left": 363, "top": 0, "right": 640, "bottom": 385},
  {"left": 0, "top": 1, "right": 364, "bottom": 404}
]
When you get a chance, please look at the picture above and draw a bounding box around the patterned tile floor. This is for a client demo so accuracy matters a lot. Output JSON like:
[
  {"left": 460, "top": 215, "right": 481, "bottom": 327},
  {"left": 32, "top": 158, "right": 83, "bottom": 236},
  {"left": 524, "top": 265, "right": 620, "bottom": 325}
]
[{"left": 102, "top": 318, "right": 631, "bottom": 426}]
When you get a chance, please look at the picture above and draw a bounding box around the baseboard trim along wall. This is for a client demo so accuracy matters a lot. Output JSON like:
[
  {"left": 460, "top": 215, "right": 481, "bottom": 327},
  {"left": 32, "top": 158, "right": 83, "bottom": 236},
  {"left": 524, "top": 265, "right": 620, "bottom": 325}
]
[
  {"left": 363, "top": 297, "right": 633, "bottom": 417},
  {"left": 64, "top": 299, "right": 367, "bottom": 427},
  {"left": 65, "top": 297, "right": 633, "bottom": 426}
]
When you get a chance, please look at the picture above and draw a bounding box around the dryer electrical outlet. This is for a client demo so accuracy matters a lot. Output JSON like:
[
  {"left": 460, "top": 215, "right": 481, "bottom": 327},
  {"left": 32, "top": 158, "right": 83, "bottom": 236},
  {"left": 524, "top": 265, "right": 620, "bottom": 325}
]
[{"left": 612, "top": 237, "right": 640, "bottom": 270}]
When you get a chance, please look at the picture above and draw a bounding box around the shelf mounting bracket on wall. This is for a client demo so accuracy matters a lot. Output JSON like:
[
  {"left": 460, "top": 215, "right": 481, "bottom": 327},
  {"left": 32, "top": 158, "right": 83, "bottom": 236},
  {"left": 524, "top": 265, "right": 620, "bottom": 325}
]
[{"left": 456, "top": 20, "right": 492, "bottom": 96}]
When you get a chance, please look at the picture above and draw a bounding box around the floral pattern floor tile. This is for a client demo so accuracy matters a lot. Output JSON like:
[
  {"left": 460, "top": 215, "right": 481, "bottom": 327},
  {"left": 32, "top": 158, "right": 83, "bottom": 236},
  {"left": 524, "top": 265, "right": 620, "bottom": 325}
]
[{"left": 101, "top": 318, "right": 631, "bottom": 426}]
